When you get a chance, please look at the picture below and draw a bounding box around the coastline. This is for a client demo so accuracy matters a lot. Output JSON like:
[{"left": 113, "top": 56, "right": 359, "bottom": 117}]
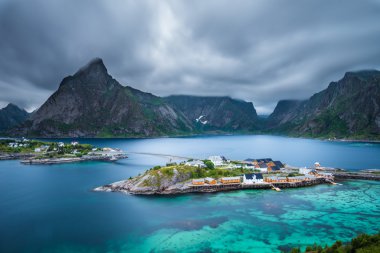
[{"left": 94, "top": 177, "right": 330, "bottom": 195}]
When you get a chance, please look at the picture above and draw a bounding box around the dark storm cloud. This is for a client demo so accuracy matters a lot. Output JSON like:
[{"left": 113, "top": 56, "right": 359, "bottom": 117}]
[{"left": 0, "top": 0, "right": 380, "bottom": 113}]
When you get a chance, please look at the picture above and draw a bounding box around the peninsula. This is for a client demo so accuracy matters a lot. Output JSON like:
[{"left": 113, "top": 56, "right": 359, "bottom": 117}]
[{"left": 0, "top": 138, "right": 127, "bottom": 164}]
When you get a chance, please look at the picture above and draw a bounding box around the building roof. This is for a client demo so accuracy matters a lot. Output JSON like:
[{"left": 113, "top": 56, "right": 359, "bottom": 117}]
[
  {"left": 259, "top": 163, "right": 268, "bottom": 168},
  {"left": 204, "top": 177, "right": 215, "bottom": 181},
  {"left": 192, "top": 178, "right": 204, "bottom": 182},
  {"left": 244, "top": 173, "right": 254, "bottom": 180},
  {"left": 244, "top": 158, "right": 255, "bottom": 162},
  {"left": 221, "top": 177, "right": 240, "bottom": 180},
  {"left": 244, "top": 173, "right": 263, "bottom": 180},
  {"left": 292, "top": 176, "right": 306, "bottom": 180},
  {"left": 271, "top": 165, "right": 281, "bottom": 171},
  {"left": 273, "top": 161, "right": 284, "bottom": 168},
  {"left": 256, "top": 158, "right": 273, "bottom": 163}
]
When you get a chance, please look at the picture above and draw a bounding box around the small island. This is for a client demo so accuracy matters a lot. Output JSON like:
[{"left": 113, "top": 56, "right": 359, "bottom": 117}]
[
  {"left": 0, "top": 138, "right": 127, "bottom": 164},
  {"left": 95, "top": 156, "right": 338, "bottom": 195}
]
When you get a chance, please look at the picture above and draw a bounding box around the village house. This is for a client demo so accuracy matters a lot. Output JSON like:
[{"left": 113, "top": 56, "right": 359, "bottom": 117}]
[
  {"left": 208, "top": 156, "right": 227, "bottom": 166},
  {"left": 265, "top": 176, "right": 288, "bottom": 183},
  {"left": 243, "top": 173, "right": 264, "bottom": 184},
  {"left": 220, "top": 176, "right": 240, "bottom": 184},
  {"left": 273, "top": 161, "right": 285, "bottom": 168},
  {"left": 204, "top": 177, "right": 217, "bottom": 185},
  {"left": 192, "top": 178, "right": 205, "bottom": 185},
  {"left": 299, "top": 167, "right": 312, "bottom": 175},
  {"left": 244, "top": 164, "right": 255, "bottom": 169},
  {"left": 185, "top": 160, "right": 206, "bottom": 168},
  {"left": 318, "top": 172, "right": 334, "bottom": 179}
]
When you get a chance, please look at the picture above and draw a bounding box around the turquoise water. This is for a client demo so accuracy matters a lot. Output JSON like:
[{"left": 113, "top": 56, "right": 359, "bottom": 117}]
[{"left": 0, "top": 135, "right": 379, "bottom": 252}]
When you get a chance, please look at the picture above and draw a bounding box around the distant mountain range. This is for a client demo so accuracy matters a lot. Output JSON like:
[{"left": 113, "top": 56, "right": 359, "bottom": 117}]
[
  {"left": 267, "top": 70, "right": 380, "bottom": 139},
  {"left": 0, "top": 104, "right": 30, "bottom": 132},
  {"left": 2, "top": 58, "right": 380, "bottom": 140}
]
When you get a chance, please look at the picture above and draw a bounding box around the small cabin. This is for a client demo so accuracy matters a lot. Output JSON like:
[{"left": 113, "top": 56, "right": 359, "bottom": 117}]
[
  {"left": 204, "top": 177, "right": 217, "bottom": 185},
  {"left": 192, "top": 178, "right": 205, "bottom": 185},
  {"left": 220, "top": 177, "right": 241, "bottom": 184}
]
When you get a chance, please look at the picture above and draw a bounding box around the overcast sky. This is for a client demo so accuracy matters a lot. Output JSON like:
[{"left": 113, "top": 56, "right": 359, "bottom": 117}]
[{"left": 1, "top": 0, "right": 380, "bottom": 114}]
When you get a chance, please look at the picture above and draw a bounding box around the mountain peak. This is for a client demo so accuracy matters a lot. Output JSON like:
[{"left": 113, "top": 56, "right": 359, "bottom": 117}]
[
  {"left": 74, "top": 57, "right": 108, "bottom": 77},
  {"left": 343, "top": 69, "right": 380, "bottom": 80},
  {"left": 3, "top": 103, "right": 24, "bottom": 112}
]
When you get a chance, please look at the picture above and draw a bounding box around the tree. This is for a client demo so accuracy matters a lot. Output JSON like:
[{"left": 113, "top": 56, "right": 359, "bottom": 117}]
[{"left": 204, "top": 161, "right": 214, "bottom": 170}]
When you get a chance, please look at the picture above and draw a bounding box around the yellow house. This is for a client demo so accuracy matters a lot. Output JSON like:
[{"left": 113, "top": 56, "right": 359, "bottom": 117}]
[
  {"left": 192, "top": 178, "right": 205, "bottom": 185},
  {"left": 205, "top": 177, "right": 217, "bottom": 185},
  {"left": 220, "top": 177, "right": 241, "bottom": 184}
]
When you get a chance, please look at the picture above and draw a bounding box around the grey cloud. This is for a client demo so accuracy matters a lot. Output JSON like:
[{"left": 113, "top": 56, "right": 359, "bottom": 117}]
[{"left": 0, "top": 0, "right": 380, "bottom": 114}]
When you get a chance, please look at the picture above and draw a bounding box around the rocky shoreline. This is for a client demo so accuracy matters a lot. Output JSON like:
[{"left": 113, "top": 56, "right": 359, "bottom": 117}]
[
  {"left": 21, "top": 154, "right": 128, "bottom": 165},
  {"left": 0, "top": 153, "right": 35, "bottom": 160},
  {"left": 94, "top": 177, "right": 329, "bottom": 195},
  {"left": 334, "top": 172, "right": 380, "bottom": 181}
]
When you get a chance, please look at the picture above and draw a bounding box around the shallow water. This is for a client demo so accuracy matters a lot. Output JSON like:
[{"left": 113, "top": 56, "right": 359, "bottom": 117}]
[{"left": 0, "top": 135, "right": 379, "bottom": 252}]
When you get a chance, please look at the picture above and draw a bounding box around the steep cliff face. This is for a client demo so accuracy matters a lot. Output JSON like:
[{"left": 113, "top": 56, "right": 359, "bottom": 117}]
[
  {"left": 268, "top": 70, "right": 380, "bottom": 139},
  {"left": 0, "top": 104, "right": 30, "bottom": 131},
  {"left": 11, "top": 58, "right": 259, "bottom": 137},
  {"left": 165, "top": 95, "right": 259, "bottom": 131},
  {"left": 267, "top": 100, "right": 304, "bottom": 128}
]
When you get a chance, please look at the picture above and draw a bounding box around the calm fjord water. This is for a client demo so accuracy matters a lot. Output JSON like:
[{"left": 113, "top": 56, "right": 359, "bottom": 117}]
[{"left": 0, "top": 135, "right": 379, "bottom": 253}]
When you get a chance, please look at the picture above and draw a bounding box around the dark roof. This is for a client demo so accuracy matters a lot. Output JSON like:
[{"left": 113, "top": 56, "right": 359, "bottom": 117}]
[
  {"left": 244, "top": 158, "right": 255, "bottom": 162},
  {"left": 244, "top": 173, "right": 254, "bottom": 179},
  {"left": 245, "top": 173, "right": 263, "bottom": 180},
  {"left": 256, "top": 158, "right": 273, "bottom": 163},
  {"left": 274, "top": 161, "right": 284, "bottom": 168},
  {"left": 259, "top": 163, "right": 267, "bottom": 168},
  {"left": 271, "top": 165, "right": 281, "bottom": 171}
]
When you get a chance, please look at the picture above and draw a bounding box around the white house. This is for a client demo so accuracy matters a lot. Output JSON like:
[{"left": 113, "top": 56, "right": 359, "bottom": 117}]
[
  {"left": 58, "top": 142, "right": 65, "bottom": 147},
  {"left": 256, "top": 167, "right": 268, "bottom": 173},
  {"left": 185, "top": 160, "right": 206, "bottom": 168},
  {"left": 34, "top": 148, "right": 41, "bottom": 152},
  {"left": 243, "top": 173, "right": 264, "bottom": 184},
  {"left": 71, "top": 141, "right": 79, "bottom": 146},
  {"left": 244, "top": 164, "right": 255, "bottom": 169},
  {"left": 299, "top": 167, "right": 312, "bottom": 175},
  {"left": 208, "top": 156, "right": 227, "bottom": 166}
]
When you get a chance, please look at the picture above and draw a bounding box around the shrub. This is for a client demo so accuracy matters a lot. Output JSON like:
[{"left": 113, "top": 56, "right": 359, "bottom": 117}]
[{"left": 204, "top": 161, "right": 214, "bottom": 170}]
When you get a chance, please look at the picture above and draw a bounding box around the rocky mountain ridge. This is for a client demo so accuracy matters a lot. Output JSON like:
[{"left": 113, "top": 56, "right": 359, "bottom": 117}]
[
  {"left": 267, "top": 70, "right": 380, "bottom": 139},
  {"left": 9, "top": 58, "right": 259, "bottom": 137},
  {"left": 0, "top": 103, "right": 30, "bottom": 131}
]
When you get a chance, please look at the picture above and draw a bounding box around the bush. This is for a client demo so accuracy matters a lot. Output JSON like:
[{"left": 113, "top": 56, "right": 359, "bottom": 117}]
[
  {"left": 153, "top": 165, "right": 161, "bottom": 170},
  {"left": 204, "top": 161, "right": 214, "bottom": 170}
]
